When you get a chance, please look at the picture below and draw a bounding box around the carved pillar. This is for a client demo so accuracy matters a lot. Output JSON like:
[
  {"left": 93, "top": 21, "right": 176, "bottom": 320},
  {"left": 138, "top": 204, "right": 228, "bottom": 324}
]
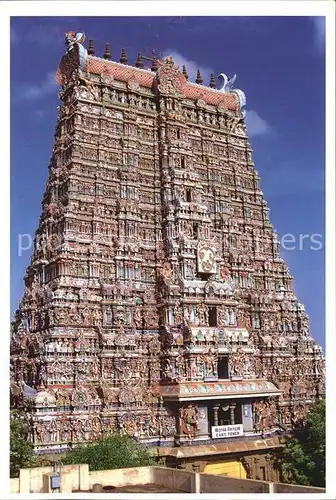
[
  {"left": 241, "top": 457, "right": 253, "bottom": 479},
  {"left": 192, "top": 463, "right": 200, "bottom": 473},
  {"left": 265, "top": 454, "right": 272, "bottom": 481},
  {"left": 42, "top": 264, "right": 46, "bottom": 283},
  {"left": 253, "top": 456, "right": 260, "bottom": 480},
  {"left": 266, "top": 454, "right": 278, "bottom": 482},
  {"left": 230, "top": 404, "right": 236, "bottom": 425},
  {"left": 176, "top": 406, "right": 184, "bottom": 440},
  {"left": 213, "top": 405, "right": 220, "bottom": 426}
]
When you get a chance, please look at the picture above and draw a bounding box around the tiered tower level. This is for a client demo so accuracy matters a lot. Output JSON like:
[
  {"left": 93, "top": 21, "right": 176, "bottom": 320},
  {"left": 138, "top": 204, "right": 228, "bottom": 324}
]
[{"left": 11, "top": 33, "right": 325, "bottom": 461}]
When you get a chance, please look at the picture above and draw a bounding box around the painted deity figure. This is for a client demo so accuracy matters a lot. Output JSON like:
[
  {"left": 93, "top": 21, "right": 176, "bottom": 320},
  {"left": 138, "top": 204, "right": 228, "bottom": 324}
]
[
  {"left": 203, "top": 350, "right": 216, "bottom": 377},
  {"left": 179, "top": 405, "right": 199, "bottom": 439},
  {"left": 197, "top": 303, "right": 208, "bottom": 326},
  {"left": 61, "top": 419, "right": 70, "bottom": 442},
  {"left": 161, "top": 261, "right": 173, "bottom": 283},
  {"left": 230, "top": 349, "right": 246, "bottom": 377},
  {"left": 190, "top": 358, "right": 198, "bottom": 379},
  {"left": 174, "top": 304, "right": 184, "bottom": 325},
  {"left": 175, "top": 355, "right": 185, "bottom": 379},
  {"left": 163, "top": 359, "right": 173, "bottom": 379},
  {"left": 229, "top": 309, "right": 237, "bottom": 326},
  {"left": 253, "top": 400, "right": 277, "bottom": 432}
]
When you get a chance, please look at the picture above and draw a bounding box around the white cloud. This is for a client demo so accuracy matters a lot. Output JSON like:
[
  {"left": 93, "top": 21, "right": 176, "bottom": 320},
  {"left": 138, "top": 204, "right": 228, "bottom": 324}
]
[
  {"left": 17, "top": 72, "right": 57, "bottom": 101},
  {"left": 310, "top": 17, "right": 325, "bottom": 53},
  {"left": 245, "top": 109, "right": 272, "bottom": 137},
  {"left": 162, "top": 49, "right": 213, "bottom": 86},
  {"left": 34, "top": 109, "right": 46, "bottom": 121}
]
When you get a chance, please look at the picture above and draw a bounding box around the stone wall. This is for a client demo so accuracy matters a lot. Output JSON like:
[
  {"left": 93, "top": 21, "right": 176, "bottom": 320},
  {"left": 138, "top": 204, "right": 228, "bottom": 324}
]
[
  {"left": 152, "top": 466, "right": 197, "bottom": 493},
  {"left": 89, "top": 466, "right": 152, "bottom": 490},
  {"left": 200, "top": 473, "right": 269, "bottom": 493},
  {"left": 10, "top": 464, "right": 325, "bottom": 494},
  {"left": 10, "top": 478, "right": 19, "bottom": 494},
  {"left": 273, "top": 482, "right": 325, "bottom": 493},
  {"left": 12, "top": 464, "right": 85, "bottom": 494}
]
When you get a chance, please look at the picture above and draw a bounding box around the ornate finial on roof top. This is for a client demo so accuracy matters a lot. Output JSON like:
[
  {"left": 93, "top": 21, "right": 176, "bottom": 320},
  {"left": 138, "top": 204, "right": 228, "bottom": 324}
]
[
  {"left": 120, "top": 48, "right": 128, "bottom": 64},
  {"left": 218, "top": 73, "right": 236, "bottom": 92},
  {"left": 104, "top": 43, "right": 111, "bottom": 60},
  {"left": 135, "top": 53, "right": 144, "bottom": 68},
  {"left": 88, "top": 39, "right": 95, "bottom": 56},
  {"left": 217, "top": 73, "right": 246, "bottom": 115},
  {"left": 195, "top": 69, "right": 203, "bottom": 85},
  {"left": 64, "top": 31, "right": 85, "bottom": 53},
  {"left": 151, "top": 56, "right": 159, "bottom": 72},
  {"left": 209, "top": 73, "right": 216, "bottom": 89},
  {"left": 163, "top": 56, "right": 174, "bottom": 66},
  {"left": 59, "top": 31, "right": 88, "bottom": 82},
  {"left": 182, "top": 65, "right": 189, "bottom": 80}
]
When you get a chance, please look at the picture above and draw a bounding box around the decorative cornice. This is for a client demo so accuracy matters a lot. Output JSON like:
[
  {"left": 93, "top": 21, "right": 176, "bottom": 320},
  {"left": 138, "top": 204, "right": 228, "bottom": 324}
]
[
  {"left": 86, "top": 55, "right": 238, "bottom": 110},
  {"left": 56, "top": 34, "right": 240, "bottom": 111}
]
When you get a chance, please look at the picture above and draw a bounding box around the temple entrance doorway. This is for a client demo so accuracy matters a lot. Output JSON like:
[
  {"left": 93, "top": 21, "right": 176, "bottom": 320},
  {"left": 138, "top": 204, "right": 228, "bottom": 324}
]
[{"left": 203, "top": 458, "right": 247, "bottom": 478}]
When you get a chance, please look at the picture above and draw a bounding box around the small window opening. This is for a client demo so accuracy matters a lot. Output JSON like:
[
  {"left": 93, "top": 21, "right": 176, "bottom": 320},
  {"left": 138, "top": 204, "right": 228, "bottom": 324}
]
[
  {"left": 218, "top": 406, "right": 230, "bottom": 426},
  {"left": 209, "top": 307, "right": 217, "bottom": 327},
  {"left": 218, "top": 356, "right": 229, "bottom": 379},
  {"left": 259, "top": 467, "right": 266, "bottom": 481},
  {"left": 186, "top": 189, "right": 192, "bottom": 202}
]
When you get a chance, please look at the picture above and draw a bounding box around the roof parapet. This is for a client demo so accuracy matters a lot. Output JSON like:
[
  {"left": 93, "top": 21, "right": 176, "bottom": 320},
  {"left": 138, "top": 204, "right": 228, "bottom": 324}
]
[{"left": 57, "top": 31, "right": 246, "bottom": 114}]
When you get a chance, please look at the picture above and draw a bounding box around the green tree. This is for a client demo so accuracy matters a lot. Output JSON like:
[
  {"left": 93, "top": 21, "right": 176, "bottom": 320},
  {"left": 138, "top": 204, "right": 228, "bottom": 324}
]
[
  {"left": 10, "top": 410, "right": 36, "bottom": 477},
  {"left": 64, "top": 434, "right": 155, "bottom": 471},
  {"left": 279, "top": 399, "right": 325, "bottom": 487}
]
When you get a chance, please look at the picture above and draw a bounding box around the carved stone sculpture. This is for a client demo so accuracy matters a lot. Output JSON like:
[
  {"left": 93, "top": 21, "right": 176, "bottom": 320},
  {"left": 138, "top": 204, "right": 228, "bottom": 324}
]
[{"left": 179, "top": 405, "right": 199, "bottom": 439}]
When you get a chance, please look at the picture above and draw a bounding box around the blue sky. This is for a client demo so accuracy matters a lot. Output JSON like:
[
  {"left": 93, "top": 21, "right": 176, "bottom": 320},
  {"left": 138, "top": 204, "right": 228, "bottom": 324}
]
[{"left": 10, "top": 16, "right": 325, "bottom": 349}]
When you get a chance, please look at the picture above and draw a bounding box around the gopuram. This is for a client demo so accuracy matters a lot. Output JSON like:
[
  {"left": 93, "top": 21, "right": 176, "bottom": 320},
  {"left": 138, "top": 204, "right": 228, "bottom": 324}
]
[{"left": 10, "top": 32, "right": 325, "bottom": 480}]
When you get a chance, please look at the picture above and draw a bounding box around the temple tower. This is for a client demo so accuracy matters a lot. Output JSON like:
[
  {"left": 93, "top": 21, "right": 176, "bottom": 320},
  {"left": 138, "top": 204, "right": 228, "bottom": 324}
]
[{"left": 10, "top": 32, "right": 324, "bottom": 477}]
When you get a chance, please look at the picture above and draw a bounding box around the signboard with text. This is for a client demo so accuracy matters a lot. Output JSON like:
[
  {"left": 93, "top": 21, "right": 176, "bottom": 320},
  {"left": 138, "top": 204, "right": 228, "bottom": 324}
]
[{"left": 211, "top": 424, "right": 244, "bottom": 439}]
